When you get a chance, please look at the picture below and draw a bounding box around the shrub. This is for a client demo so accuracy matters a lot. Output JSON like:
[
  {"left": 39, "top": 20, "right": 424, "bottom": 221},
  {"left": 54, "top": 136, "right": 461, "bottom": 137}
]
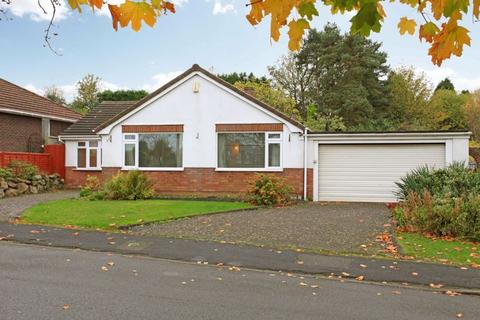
[
  {"left": 103, "top": 171, "right": 155, "bottom": 200},
  {"left": 247, "top": 174, "right": 293, "bottom": 206},
  {"left": 7, "top": 161, "right": 39, "bottom": 180},
  {"left": 80, "top": 175, "right": 103, "bottom": 199},
  {"left": 0, "top": 167, "right": 13, "bottom": 180},
  {"left": 395, "top": 163, "right": 480, "bottom": 241}
]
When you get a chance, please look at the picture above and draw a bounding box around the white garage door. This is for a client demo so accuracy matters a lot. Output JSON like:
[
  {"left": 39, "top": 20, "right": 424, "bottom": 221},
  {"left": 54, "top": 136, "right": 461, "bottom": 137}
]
[{"left": 318, "top": 144, "right": 446, "bottom": 202}]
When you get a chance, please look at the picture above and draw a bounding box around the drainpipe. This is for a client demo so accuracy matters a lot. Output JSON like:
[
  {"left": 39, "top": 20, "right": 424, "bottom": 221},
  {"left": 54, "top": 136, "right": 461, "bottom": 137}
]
[{"left": 303, "top": 127, "right": 309, "bottom": 200}]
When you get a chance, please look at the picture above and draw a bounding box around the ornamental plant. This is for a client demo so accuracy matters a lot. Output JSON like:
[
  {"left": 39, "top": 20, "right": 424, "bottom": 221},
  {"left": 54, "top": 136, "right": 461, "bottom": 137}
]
[{"left": 247, "top": 174, "right": 294, "bottom": 206}]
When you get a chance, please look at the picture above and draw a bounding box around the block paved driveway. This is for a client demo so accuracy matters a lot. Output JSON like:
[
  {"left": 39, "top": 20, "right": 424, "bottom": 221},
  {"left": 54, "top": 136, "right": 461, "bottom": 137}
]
[
  {"left": 0, "top": 190, "right": 79, "bottom": 222},
  {"left": 131, "top": 202, "right": 393, "bottom": 255}
]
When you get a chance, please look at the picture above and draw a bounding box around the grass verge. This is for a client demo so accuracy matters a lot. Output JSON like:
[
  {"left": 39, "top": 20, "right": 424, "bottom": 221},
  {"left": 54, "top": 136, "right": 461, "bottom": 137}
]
[
  {"left": 397, "top": 232, "right": 480, "bottom": 267},
  {"left": 21, "top": 199, "right": 252, "bottom": 230}
]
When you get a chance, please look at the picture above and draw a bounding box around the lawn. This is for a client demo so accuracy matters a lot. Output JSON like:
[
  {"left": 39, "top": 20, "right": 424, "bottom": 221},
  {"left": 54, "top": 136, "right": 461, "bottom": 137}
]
[
  {"left": 397, "top": 232, "right": 480, "bottom": 267},
  {"left": 21, "top": 199, "right": 252, "bottom": 230}
]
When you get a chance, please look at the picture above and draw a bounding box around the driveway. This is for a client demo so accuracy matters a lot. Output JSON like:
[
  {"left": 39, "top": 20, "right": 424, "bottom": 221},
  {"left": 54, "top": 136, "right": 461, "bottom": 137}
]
[
  {"left": 0, "top": 190, "right": 79, "bottom": 222},
  {"left": 131, "top": 202, "right": 392, "bottom": 255}
]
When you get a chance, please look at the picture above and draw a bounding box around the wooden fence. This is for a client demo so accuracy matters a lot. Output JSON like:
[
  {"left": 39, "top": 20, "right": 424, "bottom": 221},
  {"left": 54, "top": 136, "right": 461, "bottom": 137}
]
[{"left": 0, "top": 144, "right": 65, "bottom": 177}]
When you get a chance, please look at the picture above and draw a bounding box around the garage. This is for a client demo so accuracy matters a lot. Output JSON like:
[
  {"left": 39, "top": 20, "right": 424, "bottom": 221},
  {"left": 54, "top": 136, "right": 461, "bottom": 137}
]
[{"left": 316, "top": 143, "right": 446, "bottom": 202}]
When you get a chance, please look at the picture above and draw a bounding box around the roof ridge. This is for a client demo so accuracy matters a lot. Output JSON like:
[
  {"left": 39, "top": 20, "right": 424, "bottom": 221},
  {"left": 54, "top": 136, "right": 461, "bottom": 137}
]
[{"left": 0, "top": 78, "right": 82, "bottom": 119}]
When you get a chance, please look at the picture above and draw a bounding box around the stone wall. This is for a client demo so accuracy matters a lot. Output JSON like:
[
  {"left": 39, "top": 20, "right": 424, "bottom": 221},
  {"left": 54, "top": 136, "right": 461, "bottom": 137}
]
[{"left": 0, "top": 173, "right": 64, "bottom": 198}]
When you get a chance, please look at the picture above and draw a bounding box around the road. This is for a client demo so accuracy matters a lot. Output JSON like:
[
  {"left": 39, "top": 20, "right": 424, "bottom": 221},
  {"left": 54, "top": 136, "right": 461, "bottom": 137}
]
[{"left": 0, "top": 242, "right": 478, "bottom": 320}]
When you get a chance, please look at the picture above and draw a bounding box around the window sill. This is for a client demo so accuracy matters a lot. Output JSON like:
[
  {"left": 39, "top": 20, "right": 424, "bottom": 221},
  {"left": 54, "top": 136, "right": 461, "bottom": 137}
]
[
  {"left": 121, "top": 167, "right": 185, "bottom": 172},
  {"left": 74, "top": 168, "right": 102, "bottom": 172},
  {"left": 215, "top": 168, "right": 283, "bottom": 172}
]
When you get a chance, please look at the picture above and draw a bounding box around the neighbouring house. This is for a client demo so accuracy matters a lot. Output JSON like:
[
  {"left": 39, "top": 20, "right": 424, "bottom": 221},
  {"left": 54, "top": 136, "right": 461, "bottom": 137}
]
[
  {"left": 0, "top": 78, "right": 82, "bottom": 153},
  {"left": 59, "top": 64, "right": 471, "bottom": 202}
]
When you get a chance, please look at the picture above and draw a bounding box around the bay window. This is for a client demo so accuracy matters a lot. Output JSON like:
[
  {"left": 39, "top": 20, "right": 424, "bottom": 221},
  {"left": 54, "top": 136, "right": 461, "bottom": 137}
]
[
  {"left": 217, "top": 132, "right": 282, "bottom": 169},
  {"left": 76, "top": 141, "right": 100, "bottom": 169},
  {"left": 123, "top": 133, "right": 183, "bottom": 169}
]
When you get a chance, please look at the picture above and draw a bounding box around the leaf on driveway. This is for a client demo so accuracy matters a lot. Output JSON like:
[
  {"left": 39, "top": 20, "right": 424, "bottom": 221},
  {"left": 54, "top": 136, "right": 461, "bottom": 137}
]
[
  {"left": 107, "top": 261, "right": 115, "bottom": 266},
  {"left": 411, "top": 272, "right": 419, "bottom": 276},
  {"left": 429, "top": 283, "right": 444, "bottom": 289},
  {"left": 360, "top": 264, "right": 368, "bottom": 268},
  {"left": 297, "top": 261, "right": 304, "bottom": 265},
  {"left": 62, "top": 304, "right": 70, "bottom": 310},
  {"left": 299, "top": 282, "right": 308, "bottom": 286},
  {"left": 101, "top": 266, "right": 109, "bottom": 271},
  {"left": 355, "top": 275, "right": 365, "bottom": 281},
  {"left": 72, "top": 232, "right": 80, "bottom": 236},
  {"left": 456, "top": 313, "right": 464, "bottom": 318}
]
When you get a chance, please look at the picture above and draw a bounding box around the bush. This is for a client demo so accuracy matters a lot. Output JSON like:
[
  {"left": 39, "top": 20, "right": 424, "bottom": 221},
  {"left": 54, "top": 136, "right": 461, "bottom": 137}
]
[
  {"left": 7, "top": 161, "right": 39, "bottom": 180},
  {"left": 80, "top": 175, "right": 104, "bottom": 199},
  {"left": 395, "top": 163, "right": 480, "bottom": 241},
  {"left": 247, "top": 174, "right": 293, "bottom": 206},
  {"left": 0, "top": 167, "right": 13, "bottom": 180}
]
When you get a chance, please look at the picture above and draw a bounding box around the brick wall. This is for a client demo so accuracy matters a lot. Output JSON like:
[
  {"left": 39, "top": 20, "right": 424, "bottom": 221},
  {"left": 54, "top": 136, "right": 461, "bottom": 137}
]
[
  {"left": 50, "top": 120, "right": 72, "bottom": 137},
  {"left": 0, "top": 113, "right": 74, "bottom": 152},
  {"left": 65, "top": 167, "right": 314, "bottom": 199},
  {"left": 0, "top": 112, "right": 42, "bottom": 152}
]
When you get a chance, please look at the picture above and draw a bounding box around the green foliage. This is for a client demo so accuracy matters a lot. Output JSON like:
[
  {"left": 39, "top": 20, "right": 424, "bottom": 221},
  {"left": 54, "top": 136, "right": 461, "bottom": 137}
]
[
  {"left": 234, "top": 81, "right": 300, "bottom": 120},
  {"left": 103, "top": 171, "right": 155, "bottom": 200},
  {"left": 7, "top": 161, "right": 39, "bottom": 180},
  {"left": 79, "top": 175, "right": 103, "bottom": 199},
  {"left": 0, "top": 167, "right": 13, "bottom": 180},
  {"left": 70, "top": 74, "right": 102, "bottom": 114},
  {"left": 98, "top": 89, "right": 148, "bottom": 102},
  {"left": 463, "top": 90, "right": 480, "bottom": 143},
  {"left": 395, "top": 164, "right": 480, "bottom": 241},
  {"left": 219, "top": 72, "right": 267, "bottom": 85},
  {"left": 435, "top": 78, "right": 455, "bottom": 92},
  {"left": 247, "top": 174, "right": 293, "bottom": 206},
  {"left": 44, "top": 86, "right": 67, "bottom": 105},
  {"left": 424, "top": 89, "right": 468, "bottom": 130},
  {"left": 305, "top": 104, "right": 346, "bottom": 132}
]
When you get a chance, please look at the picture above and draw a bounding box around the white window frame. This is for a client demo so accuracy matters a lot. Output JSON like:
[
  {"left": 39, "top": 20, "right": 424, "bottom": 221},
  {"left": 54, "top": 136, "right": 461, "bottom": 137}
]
[
  {"left": 215, "top": 131, "right": 283, "bottom": 172},
  {"left": 122, "top": 132, "right": 184, "bottom": 171},
  {"left": 76, "top": 140, "right": 101, "bottom": 170}
]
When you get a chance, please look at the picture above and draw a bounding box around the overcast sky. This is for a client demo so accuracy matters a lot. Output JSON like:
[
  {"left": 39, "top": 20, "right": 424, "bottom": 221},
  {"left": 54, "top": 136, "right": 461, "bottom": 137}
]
[{"left": 1, "top": 0, "right": 479, "bottom": 101}]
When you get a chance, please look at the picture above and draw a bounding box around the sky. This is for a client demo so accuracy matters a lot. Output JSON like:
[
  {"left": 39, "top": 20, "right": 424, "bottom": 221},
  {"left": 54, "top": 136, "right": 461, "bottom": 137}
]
[{"left": 1, "top": 0, "right": 480, "bottom": 102}]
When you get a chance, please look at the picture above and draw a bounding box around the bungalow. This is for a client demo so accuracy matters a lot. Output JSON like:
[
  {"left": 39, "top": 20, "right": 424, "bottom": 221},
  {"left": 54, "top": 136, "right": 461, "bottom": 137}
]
[
  {"left": 59, "top": 64, "right": 470, "bottom": 202},
  {"left": 0, "top": 78, "right": 82, "bottom": 152}
]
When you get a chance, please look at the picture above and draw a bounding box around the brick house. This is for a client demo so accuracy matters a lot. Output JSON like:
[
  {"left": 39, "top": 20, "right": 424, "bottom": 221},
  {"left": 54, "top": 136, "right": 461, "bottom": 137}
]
[
  {"left": 0, "top": 78, "right": 82, "bottom": 153},
  {"left": 59, "top": 64, "right": 470, "bottom": 202}
]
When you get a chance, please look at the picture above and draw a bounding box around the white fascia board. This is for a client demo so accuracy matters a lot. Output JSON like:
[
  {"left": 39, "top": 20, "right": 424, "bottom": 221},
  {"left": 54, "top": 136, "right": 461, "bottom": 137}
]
[
  {"left": 97, "top": 72, "right": 303, "bottom": 135},
  {"left": 58, "top": 135, "right": 101, "bottom": 141},
  {"left": 308, "top": 132, "right": 471, "bottom": 143},
  {"left": 0, "top": 108, "right": 78, "bottom": 123}
]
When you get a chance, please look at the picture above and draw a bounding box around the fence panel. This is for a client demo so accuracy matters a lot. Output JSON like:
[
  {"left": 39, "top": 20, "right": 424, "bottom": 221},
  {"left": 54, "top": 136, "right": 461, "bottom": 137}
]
[{"left": 0, "top": 144, "right": 65, "bottom": 177}]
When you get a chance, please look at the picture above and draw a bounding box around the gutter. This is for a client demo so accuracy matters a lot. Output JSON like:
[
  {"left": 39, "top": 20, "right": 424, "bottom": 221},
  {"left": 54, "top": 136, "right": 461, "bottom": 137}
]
[{"left": 303, "top": 127, "right": 309, "bottom": 200}]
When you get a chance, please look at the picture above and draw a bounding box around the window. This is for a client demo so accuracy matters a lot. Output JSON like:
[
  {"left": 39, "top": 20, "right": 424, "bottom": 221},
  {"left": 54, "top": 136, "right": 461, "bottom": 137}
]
[
  {"left": 217, "top": 132, "right": 282, "bottom": 169},
  {"left": 122, "top": 133, "right": 183, "bottom": 168},
  {"left": 77, "top": 141, "right": 100, "bottom": 169}
]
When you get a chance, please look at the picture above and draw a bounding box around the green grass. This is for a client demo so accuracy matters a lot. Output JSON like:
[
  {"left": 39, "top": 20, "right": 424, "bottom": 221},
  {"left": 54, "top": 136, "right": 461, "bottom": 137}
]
[
  {"left": 397, "top": 232, "right": 480, "bottom": 267},
  {"left": 21, "top": 199, "right": 252, "bottom": 230}
]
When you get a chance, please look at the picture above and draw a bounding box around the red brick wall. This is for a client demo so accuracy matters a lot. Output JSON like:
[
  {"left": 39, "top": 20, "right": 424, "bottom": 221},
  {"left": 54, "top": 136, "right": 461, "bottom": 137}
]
[
  {"left": 50, "top": 120, "right": 72, "bottom": 137},
  {"left": 65, "top": 167, "right": 314, "bottom": 199},
  {"left": 0, "top": 112, "right": 42, "bottom": 152}
]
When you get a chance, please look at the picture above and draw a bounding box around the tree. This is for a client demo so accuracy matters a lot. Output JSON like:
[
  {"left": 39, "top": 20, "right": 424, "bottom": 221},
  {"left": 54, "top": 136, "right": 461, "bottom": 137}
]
[
  {"left": 234, "top": 81, "right": 300, "bottom": 120},
  {"left": 219, "top": 72, "right": 267, "bottom": 85},
  {"left": 295, "top": 24, "right": 391, "bottom": 129},
  {"left": 268, "top": 53, "right": 313, "bottom": 119},
  {"left": 305, "top": 104, "right": 346, "bottom": 132},
  {"left": 423, "top": 90, "right": 469, "bottom": 130},
  {"left": 44, "top": 86, "right": 66, "bottom": 106},
  {"left": 98, "top": 89, "right": 149, "bottom": 102},
  {"left": 435, "top": 78, "right": 455, "bottom": 92},
  {"left": 70, "top": 74, "right": 102, "bottom": 114},
  {"left": 4, "top": 0, "right": 478, "bottom": 65},
  {"left": 464, "top": 90, "right": 480, "bottom": 143},
  {"left": 388, "top": 67, "right": 433, "bottom": 130}
]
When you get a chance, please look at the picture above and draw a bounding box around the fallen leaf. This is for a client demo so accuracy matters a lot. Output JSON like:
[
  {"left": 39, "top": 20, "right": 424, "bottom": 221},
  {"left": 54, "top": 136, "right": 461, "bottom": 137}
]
[
  {"left": 456, "top": 313, "right": 464, "bottom": 318},
  {"left": 411, "top": 272, "right": 419, "bottom": 276},
  {"left": 355, "top": 275, "right": 365, "bottom": 281},
  {"left": 101, "top": 266, "right": 109, "bottom": 271},
  {"left": 62, "top": 304, "right": 70, "bottom": 310},
  {"left": 392, "top": 290, "right": 402, "bottom": 295},
  {"left": 429, "top": 283, "right": 444, "bottom": 289},
  {"left": 107, "top": 261, "right": 115, "bottom": 266},
  {"left": 297, "top": 261, "right": 304, "bottom": 265},
  {"left": 360, "top": 264, "right": 368, "bottom": 268},
  {"left": 299, "top": 282, "right": 308, "bottom": 286},
  {"left": 341, "top": 272, "right": 350, "bottom": 277},
  {"left": 72, "top": 232, "right": 80, "bottom": 236}
]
